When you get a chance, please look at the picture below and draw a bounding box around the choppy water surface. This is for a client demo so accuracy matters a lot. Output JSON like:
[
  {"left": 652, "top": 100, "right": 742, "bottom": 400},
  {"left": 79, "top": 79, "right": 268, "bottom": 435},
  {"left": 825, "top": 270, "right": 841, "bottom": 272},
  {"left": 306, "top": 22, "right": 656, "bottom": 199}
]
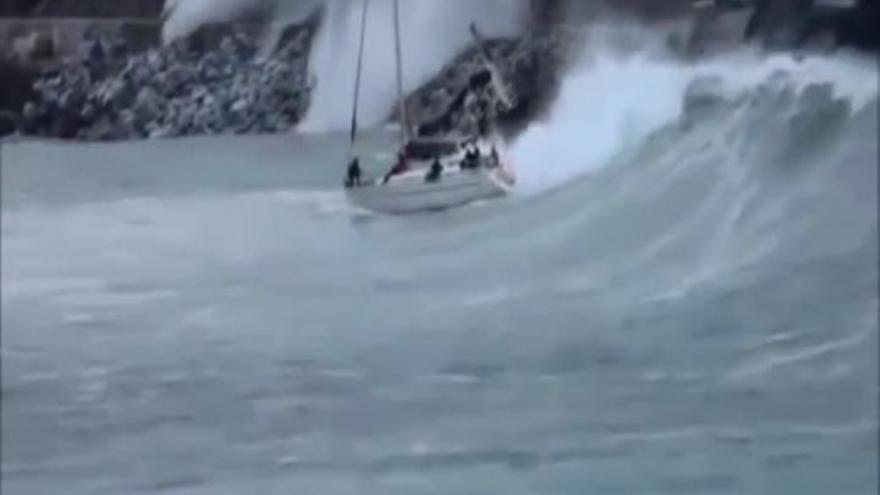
[{"left": 2, "top": 49, "right": 877, "bottom": 494}]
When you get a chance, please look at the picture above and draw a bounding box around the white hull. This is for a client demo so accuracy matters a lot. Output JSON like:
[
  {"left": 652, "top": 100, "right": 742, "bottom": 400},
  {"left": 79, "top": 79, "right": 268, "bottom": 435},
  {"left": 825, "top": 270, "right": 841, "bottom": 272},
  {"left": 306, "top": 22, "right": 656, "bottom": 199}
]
[
  {"left": 341, "top": 2, "right": 516, "bottom": 216},
  {"left": 346, "top": 166, "right": 512, "bottom": 215}
]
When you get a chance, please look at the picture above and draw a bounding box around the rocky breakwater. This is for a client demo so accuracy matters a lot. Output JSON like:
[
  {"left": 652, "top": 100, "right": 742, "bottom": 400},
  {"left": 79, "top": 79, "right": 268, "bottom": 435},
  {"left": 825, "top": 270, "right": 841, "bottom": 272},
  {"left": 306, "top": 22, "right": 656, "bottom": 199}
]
[
  {"left": 15, "top": 20, "right": 316, "bottom": 140},
  {"left": 743, "top": 0, "right": 880, "bottom": 51},
  {"left": 402, "top": 27, "right": 576, "bottom": 141}
]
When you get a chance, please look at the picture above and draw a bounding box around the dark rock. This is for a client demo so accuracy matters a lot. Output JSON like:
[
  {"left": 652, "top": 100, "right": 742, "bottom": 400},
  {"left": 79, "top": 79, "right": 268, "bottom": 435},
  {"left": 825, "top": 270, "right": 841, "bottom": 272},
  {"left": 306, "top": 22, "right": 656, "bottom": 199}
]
[
  {"left": 10, "top": 31, "right": 56, "bottom": 61},
  {"left": 274, "top": 8, "right": 322, "bottom": 57},
  {"left": 0, "top": 56, "right": 38, "bottom": 115},
  {"left": 30, "top": 31, "right": 55, "bottom": 60},
  {"left": 403, "top": 27, "right": 574, "bottom": 141},
  {"left": 0, "top": 111, "right": 17, "bottom": 137},
  {"left": 826, "top": 0, "right": 880, "bottom": 51},
  {"left": 685, "top": 2, "right": 756, "bottom": 57},
  {"left": 117, "top": 22, "right": 163, "bottom": 53},
  {"left": 20, "top": 0, "right": 163, "bottom": 18},
  {"left": 560, "top": 0, "right": 695, "bottom": 22},
  {"left": 51, "top": 110, "right": 82, "bottom": 139},
  {"left": 525, "top": 0, "right": 567, "bottom": 27},
  {"left": 0, "top": 0, "right": 40, "bottom": 16},
  {"left": 743, "top": 0, "right": 878, "bottom": 52},
  {"left": 744, "top": 0, "right": 807, "bottom": 47},
  {"left": 16, "top": 18, "right": 317, "bottom": 141},
  {"left": 80, "top": 38, "right": 107, "bottom": 64}
]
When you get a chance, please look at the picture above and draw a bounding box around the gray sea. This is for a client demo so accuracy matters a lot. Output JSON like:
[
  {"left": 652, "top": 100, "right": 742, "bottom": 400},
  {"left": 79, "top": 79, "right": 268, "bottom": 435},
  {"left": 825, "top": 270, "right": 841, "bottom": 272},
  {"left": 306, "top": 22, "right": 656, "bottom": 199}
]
[{"left": 2, "top": 51, "right": 878, "bottom": 494}]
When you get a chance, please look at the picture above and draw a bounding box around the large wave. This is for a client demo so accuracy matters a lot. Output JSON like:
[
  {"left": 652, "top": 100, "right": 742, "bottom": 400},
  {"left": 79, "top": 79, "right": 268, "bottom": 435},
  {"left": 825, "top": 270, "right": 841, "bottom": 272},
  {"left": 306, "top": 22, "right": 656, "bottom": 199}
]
[
  {"left": 509, "top": 27, "right": 879, "bottom": 196},
  {"left": 488, "top": 33, "right": 878, "bottom": 301}
]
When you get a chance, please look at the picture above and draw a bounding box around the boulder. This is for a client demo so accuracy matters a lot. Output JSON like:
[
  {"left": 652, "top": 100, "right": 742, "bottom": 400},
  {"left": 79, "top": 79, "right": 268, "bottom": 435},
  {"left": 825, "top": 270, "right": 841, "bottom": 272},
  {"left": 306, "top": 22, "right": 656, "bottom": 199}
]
[
  {"left": 741, "top": 0, "right": 879, "bottom": 51},
  {"left": 403, "top": 27, "right": 574, "bottom": 140},
  {"left": 0, "top": 111, "right": 17, "bottom": 137},
  {"left": 0, "top": 56, "right": 39, "bottom": 115},
  {"left": 17, "top": 19, "right": 316, "bottom": 141},
  {"left": 11, "top": 31, "right": 56, "bottom": 61}
]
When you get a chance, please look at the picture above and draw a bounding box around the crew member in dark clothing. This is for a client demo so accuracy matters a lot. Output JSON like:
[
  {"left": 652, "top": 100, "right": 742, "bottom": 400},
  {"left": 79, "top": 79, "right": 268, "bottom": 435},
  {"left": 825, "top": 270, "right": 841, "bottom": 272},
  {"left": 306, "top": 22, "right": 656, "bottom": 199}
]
[
  {"left": 383, "top": 152, "right": 409, "bottom": 184},
  {"left": 425, "top": 156, "right": 443, "bottom": 183},
  {"left": 460, "top": 145, "right": 476, "bottom": 170},
  {"left": 345, "top": 157, "right": 362, "bottom": 188},
  {"left": 470, "top": 145, "right": 482, "bottom": 168},
  {"left": 476, "top": 108, "right": 490, "bottom": 137},
  {"left": 488, "top": 146, "right": 500, "bottom": 168},
  {"left": 469, "top": 144, "right": 483, "bottom": 169}
]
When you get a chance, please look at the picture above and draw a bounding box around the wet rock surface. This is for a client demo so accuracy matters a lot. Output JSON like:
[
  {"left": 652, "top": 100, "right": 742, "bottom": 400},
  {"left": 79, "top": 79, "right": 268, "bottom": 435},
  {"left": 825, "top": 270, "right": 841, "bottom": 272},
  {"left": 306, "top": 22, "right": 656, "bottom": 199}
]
[
  {"left": 0, "top": 0, "right": 163, "bottom": 18},
  {"left": 2, "top": 0, "right": 876, "bottom": 142},
  {"left": 403, "top": 28, "right": 576, "bottom": 141},
  {"left": 15, "top": 22, "right": 315, "bottom": 140},
  {"left": 743, "top": 0, "right": 879, "bottom": 51},
  {"left": 0, "top": 55, "right": 39, "bottom": 118},
  {"left": 5, "top": 21, "right": 571, "bottom": 142}
]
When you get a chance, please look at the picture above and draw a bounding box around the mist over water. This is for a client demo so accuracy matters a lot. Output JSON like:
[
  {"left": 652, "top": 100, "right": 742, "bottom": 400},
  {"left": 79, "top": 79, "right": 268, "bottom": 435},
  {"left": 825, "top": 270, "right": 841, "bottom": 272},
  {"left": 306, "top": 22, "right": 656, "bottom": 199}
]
[
  {"left": 162, "top": 0, "right": 526, "bottom": 131},
  {"left": 162, "top": 0, "right": 263, "bottom": 42},
  {"left": 510, "top": 27, "right": 878, "bottom": 194},
  {"left": 299, "top": 0, "right": 525, "bottom": 132},
  {"left": 2, "top": 5, "right": 878, "bottom": 494},
  {"left": 510, "top": 52, "right": 689, "bottom": 193},
  {"left": 162, "top": 0, "right": 325, "bottom": 42}
]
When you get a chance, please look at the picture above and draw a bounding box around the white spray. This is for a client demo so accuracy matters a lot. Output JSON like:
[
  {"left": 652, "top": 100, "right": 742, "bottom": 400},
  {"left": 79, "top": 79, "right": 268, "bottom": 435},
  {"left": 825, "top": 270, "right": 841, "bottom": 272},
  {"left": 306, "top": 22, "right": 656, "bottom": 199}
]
[
  {"left": 299, "top": 0, "right": 526, "bottom": 133},
  {"left": 509, "top": 26, "right": 879, "bottom": 195},
  {"left": 162, "top": 0, "right": 326, "bottom": 43},
  {"left": 161, "top": 0, "right": 526, "bottom": 131},
  {"left": 162, "top": 0, "right": 260, "bottom": 42}
]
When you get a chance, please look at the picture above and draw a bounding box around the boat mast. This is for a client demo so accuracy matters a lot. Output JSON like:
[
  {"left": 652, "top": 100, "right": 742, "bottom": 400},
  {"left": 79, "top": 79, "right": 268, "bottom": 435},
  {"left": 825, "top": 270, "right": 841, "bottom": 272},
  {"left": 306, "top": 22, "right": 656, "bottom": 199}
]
[
  {"left": 469, "top": 22, "right": 515, "bottom": 111},
  {"left": 349, "top": 0, "right": 370, "bottom": 152},
  {"left": 392, "top": 0, "right": 409, "bottom": 146}
]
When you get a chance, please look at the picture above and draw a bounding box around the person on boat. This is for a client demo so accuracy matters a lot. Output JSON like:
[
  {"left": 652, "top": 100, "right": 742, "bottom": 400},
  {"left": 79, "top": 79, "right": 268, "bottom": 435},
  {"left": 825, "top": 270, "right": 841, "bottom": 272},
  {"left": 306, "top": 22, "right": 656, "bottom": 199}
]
[
  {"left": 488, "top": 146, "right": 500, "bottom": 168},
  {"left": 477, "top": 113, "right": 490, "bottom": 137},
  {"left": 471, "top": 144, "right": 482, "bottom": 168},
  {"left": 466, "top": 144, "right": 480, "bottom": 170},
  {"left": 426, "top": 156, "right": 443, "bottom": 183},
  {"left": 383, "top": 152, "right": 409, "bottom": 184},
  {"left": 460, "top": 144, "right": 476, "bottom": 170},
  {"left": 345, "top": 157, "right": 362, "bottom": 188}
]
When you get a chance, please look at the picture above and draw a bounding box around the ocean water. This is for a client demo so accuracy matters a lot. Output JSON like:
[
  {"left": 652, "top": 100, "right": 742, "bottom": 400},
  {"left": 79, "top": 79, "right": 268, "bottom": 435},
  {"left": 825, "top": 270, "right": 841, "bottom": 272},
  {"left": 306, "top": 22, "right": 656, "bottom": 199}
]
[{"left": 1, "top": 45, "right": 878, "bottom": 494}]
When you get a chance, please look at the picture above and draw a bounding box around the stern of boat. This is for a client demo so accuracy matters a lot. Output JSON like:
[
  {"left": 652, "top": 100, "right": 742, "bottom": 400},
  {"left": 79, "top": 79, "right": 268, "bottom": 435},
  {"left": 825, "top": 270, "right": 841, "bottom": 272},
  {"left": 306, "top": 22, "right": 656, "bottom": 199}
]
[{"left": 485, "top": 137, "right": 517, "bottom": 190}]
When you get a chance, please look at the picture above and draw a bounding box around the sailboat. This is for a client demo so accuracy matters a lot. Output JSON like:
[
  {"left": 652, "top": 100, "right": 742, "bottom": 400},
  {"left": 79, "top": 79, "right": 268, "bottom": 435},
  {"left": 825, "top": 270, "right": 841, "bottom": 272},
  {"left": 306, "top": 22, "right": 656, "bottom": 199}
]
[{"left": 343, "top": 0, "right": 516, "bottom": 215}]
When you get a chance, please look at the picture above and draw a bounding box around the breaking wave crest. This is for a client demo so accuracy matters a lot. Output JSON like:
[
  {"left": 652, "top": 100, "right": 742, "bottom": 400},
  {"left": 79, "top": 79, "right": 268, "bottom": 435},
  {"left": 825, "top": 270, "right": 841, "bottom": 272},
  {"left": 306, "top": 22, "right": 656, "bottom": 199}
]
[
  {"left": 509, "top": 32, "right": 878, "bottom": 196},
  {"left": 487, "top": 39, "right": 878, "bottom": 302}
]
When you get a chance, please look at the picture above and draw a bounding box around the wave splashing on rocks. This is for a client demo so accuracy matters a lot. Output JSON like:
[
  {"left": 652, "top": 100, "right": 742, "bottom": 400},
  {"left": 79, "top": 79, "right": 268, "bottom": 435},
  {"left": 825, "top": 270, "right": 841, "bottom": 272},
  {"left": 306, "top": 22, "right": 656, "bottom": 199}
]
[{"left": 20, "top": 23, "right": 315, "bottom": 141}]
